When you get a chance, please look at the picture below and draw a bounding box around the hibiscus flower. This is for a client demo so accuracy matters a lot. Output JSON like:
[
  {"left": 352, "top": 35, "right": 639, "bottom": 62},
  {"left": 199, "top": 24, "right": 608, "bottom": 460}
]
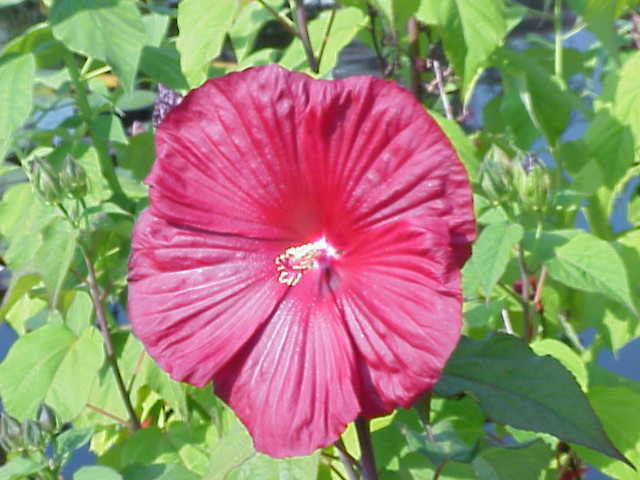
[{"left": 128, "top": 65, "right": 475, "bottom": 458}]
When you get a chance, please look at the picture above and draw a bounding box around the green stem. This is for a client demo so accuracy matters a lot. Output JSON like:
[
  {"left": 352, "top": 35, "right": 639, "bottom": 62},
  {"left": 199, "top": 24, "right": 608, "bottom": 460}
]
[
  {"left": 257, "top": 0, "right": 298, "bottom": 38},
  {"left": 355, "top": 417, "right": 378, "bottom": 480},
  {"left": 554, "top": 0, "right": 563, "bottom": 79},
  {"left": 62, "top": 50, "right": 132, "bottom": 212},
  {"left": 79, "top": 244, "right": 140, "bottom": 431}
]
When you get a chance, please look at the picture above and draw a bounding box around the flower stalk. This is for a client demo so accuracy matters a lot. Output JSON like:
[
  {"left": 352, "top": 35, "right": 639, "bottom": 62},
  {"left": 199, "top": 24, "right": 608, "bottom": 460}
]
[
  {"left": 80, "top": 244, "right": 140, "bottom": 431},
  {"left": 355, "top": 417, "right": 378, "bottom": 480},
  {"left": 293, "top": 0, "right": 319, "bottom": 73},
  {"left": 407, "top": 17, "right": 423, "bottom": 101}
]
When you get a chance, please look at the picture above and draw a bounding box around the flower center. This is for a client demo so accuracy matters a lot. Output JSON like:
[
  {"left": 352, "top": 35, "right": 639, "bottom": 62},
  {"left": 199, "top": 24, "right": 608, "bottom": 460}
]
[{"left": 275, "top": 237, "right": 338, "bottom": 286}]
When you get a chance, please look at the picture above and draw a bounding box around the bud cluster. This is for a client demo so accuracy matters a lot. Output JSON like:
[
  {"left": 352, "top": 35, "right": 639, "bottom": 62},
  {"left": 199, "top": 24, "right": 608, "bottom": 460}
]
[
  {"left": 31, "top": 155, "right": 88, "bottom": 204},
  {"left": 0, "top": 404, "right": 60, "bottom": 455},
  {"left": 479, "top": 148, "right": 553, "bottom": 216}
]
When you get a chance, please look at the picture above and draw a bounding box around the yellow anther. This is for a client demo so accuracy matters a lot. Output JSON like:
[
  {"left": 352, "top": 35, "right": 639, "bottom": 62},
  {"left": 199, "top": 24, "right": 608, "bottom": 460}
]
[{"left": 274, "top": 238, "right": 337, "bottom": 287}]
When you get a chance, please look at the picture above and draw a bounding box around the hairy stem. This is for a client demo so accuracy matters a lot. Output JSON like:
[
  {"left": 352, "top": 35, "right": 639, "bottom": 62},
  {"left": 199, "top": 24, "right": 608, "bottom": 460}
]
[
  {"left": 554, "top": 0, "right": 563, "bottom": 78},
  {"left": 62, "top": 50, "right": 132, "bottom": 211},
  {"left": 293, "top": 0, "right": 319, "bottom": 73},
  {"left": 355, "top": 417, "right": 378, "bottom": 480},
  {"left": 80, "top": 244, "right": 140, "bottom": 431},
  {"left": 407, "top": 17, "right": 423, "bottom": 101}
]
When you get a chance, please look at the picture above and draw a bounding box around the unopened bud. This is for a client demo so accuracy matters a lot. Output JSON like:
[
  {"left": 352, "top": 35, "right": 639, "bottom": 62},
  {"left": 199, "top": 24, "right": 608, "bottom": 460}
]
[
  {"left": 0, "top": 413, "right": 24, "bottom": 450},
  {"left": 36, "top": 403, "right": 59, "bottom": 434},
  {"left": 514, "top": 154, "right": 552, "bottom": 211},
  {"left": 60, "top": 155, "right": 88, "bottom": 199},
  {"left": 31, "top": 157, "right": 63, "bottom": 205},
  {"left": 22, "top": 420, "right": 43, "bottom": 449},
  {"left": 479, "top": 147, "right": 515, "bottom": 202}
]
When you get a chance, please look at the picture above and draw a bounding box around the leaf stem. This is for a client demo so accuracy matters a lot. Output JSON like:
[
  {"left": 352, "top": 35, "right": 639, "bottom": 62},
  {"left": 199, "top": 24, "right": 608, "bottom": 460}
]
[
  {"left": 415, "top": 393, "right": 435, "bottom": 442},
  {"left": 85, "top": 403, "right": 128, "bottom": 425},
  {"left": 257, "top": 0, "right": 299, "bottom": 38},
  {"left": 355, "top": 417, "right": 378, "bottom": 480},
  {"left": 317, "top": 7, "right": 337, "bottom": 72},
  {"left": 432, "top": 460, "right": 448, "bottom": 480},
  {"left": 334, "top": 441, "right": 358, "bottom": 480},
  {"left": 62, "top": 50, "right": 132, "bottom": 212},
  {"left": 554, "top": 0, "right": 563, "bottom": 79},
  {"left": 367, "top": 4, "right": 386, "bottom": 75},
  {"left": 516, "top": 245, "right": 534, "bottom": 342},
  {"left": 293, "top": 0, "right": 319, "bottom": 73},
  {"left": 79, "top": 244, "right": 140, "bottom": 431}
]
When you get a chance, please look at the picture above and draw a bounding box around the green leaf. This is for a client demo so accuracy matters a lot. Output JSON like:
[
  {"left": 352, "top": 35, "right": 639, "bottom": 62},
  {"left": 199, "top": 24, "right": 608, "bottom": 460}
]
[
  {"left": 121, "top": 464, "right": 199, "bottom": 480},
  {"left": 544, "top": 232, "right": 637, "bottom": 316},
  {"left": 102, "top": 422, "right": 213, "bottom": 476},
  {"left": 229, "top": 1, "right": 273, "bottom": 62},
  {"left": 119, "top": 131, "right": 155, "bottom": 182},
  {"left": 176, "top": 0, "right": 240, "bottom": 87},
  {"left": 531, "top": 339, "right": 588, "bottom": 391},
  {"left": 0, "top": 273, "right": 40, "bottom": 322},
  {"left": 0, "top": 0, "right": 27, "bottom": 6},
  {"left": 50, "top": 0, "right": 146, "bottom": 92},
  {"left": 0, "top": 324, "right": 103, "bottom": 421},
  {"left": 65, "top": 290, "right": 94, "bottom": 335},
  {"left": 370, "top": 0, "right": 419, "bottom": 32},
  {"left": 432, "top": 112, "right": 480, "bottom": 181},
  {"left": 279, "top": 7, "right": 367, "bottom": 76},
  {"left": 465, "top": 222, "right": 523, "bottom": 298},
  {"left": 32, "top": 219, "right": 77, "bottom": 307},
  {"left": 57, "top": 427, "right": 94, "bottom": 462},
  {"left": 74, "top": 466, "right": 122, "bottom": 480},
  {"left": 140, "top": 45, "right": 190, "bottom": 91},
  {"left": 472, "top": 440, "right": 553, "bottom": 480},
  {"left": 0, "top": 457, "right": 42, "bottom": 480},
  {"left": 205, "top": 410, "right": 319, "bottom": 480},
  {"left": 566, "top": 0, "right": 628, "bottom": 56},
  {"left": 609, "top": 51, "right": 640, "bottom": 147},
  {"left": 142, "top": 12, "right": 170, "bottom": 48},
  {"left": 0, "top": 53, "right": 35, "bottom": 161},
  {"left": 2, "top": 23, "right": 66, "bottom": 69},
  {"left": 399, "top": 421, "right": 478, "bottom": 467},
  {"left": 495, "top": 48, "right": 573, "bottom": 146},
  {"left": 416, "top": 0, "right": 508, "bottom": 102},
  {"left": 435, "top": 334, "right": 630, "bottom": 466},
  {"left": 573, "top": 386, "right": 640, "bottom": 479}
]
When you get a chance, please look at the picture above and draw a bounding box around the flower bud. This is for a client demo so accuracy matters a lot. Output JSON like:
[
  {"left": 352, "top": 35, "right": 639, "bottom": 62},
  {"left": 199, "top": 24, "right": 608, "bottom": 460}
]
[
  {"left": 31, "top": 157, "right": 63, "bottom": 205},
  {"left": 514, "top": 154, "right": 552, "bottom": 212},
  {"left": 36, "top": 403, "right": 59, "bottom": 434},
  {"left": 479, "top": 147, "right": 515, "bottom": 202},
  {"left": 60, "top": 155, "right": 88, "bottom": 199},
  {"left": 0, "top": 413, "right": 24, "bottom": 450},
  {"left": 22, "top": 420, "right": 43, "bottom": 449}
]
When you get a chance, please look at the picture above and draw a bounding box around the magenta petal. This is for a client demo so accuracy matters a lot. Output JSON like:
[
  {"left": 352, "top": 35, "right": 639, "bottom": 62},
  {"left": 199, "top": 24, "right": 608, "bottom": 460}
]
[
  {"left": 335, "top": 219, "right": 462, "bottom": 417},
  {"left": 213, "top": 271, "right": 360, "bottom": 458},
  {"left": 130, "top": 65, "right": 476, "bottom": 457},
  {"left": 128, "top": 210, "right": 288, "bottom": 387}
]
